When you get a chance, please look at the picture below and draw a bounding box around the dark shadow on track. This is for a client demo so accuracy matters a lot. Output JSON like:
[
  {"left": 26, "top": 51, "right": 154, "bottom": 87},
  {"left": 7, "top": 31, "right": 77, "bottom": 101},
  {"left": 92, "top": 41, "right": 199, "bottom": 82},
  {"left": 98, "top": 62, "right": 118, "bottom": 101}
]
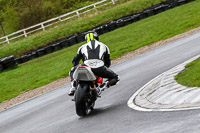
[{"left": 78, "top": 103, "right": 124, "bottom": 119}]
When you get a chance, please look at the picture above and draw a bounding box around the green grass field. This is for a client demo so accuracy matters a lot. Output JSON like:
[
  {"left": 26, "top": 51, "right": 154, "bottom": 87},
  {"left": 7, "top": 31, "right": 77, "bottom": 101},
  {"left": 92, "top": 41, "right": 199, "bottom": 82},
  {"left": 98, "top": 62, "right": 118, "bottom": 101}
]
[
  {"left": 175, "top": 57, "right": 200, "bottom": 87},
  {"left": 0, "top": 0, "right": 200, "bottom": 103}
]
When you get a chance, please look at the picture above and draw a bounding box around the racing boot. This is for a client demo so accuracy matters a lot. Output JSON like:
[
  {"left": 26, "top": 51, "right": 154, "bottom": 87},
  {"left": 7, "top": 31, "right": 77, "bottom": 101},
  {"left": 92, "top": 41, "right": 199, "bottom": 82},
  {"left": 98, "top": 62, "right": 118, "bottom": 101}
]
[{"left": 68, "top": 80, "right": 76, "bottom": 96}]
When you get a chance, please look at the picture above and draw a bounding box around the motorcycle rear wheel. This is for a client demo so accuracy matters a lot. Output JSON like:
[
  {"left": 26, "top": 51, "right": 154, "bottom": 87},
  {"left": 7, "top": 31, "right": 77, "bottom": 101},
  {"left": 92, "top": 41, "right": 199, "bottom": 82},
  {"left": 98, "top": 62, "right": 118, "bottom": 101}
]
[{"left": 75, "top": 84, "right": 89, "bottom": 116}]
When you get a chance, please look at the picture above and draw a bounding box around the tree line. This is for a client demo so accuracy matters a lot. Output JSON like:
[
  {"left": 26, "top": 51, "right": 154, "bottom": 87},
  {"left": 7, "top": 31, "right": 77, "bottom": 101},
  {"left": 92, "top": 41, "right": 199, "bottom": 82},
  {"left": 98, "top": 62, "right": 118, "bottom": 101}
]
[{"left": 0, "top": 0, "right": 98, "bottom": 36}]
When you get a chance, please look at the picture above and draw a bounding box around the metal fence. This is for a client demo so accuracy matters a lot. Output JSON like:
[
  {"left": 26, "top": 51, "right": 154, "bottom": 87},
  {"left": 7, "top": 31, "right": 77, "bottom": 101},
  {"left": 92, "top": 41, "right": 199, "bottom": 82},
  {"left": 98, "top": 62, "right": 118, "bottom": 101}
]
[{"left": 0, "top": 0, "right": 117, "bottom": 44}]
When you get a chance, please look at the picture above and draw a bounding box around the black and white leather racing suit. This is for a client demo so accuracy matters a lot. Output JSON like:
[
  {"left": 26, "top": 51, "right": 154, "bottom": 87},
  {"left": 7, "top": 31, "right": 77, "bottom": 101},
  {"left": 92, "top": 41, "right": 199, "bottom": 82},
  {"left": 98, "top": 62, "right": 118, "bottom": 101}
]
[{"left": 70, "top": 40, "right": 119, "bottom": 87}]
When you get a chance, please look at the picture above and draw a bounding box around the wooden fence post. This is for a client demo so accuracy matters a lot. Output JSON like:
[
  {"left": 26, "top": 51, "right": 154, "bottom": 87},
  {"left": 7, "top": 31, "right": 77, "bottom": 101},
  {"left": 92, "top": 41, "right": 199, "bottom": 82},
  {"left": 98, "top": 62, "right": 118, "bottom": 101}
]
[
  {"left": 94, "top": 4, "right": 98, "bottom": 11},
  {"left": 76, "top": 11, "right": 80, "bottom": 17},
  {"left": 23, "top": 30, "right": 27, "bottom": 37},
  {"left": 41, "top": 23, "right": 45, "bottom": 31},
  {"left": 112, "top": 0, "right": 115, "bottom": 4},
  {"left": 6, "top": 36, "right": 9, "bottom": 44}
]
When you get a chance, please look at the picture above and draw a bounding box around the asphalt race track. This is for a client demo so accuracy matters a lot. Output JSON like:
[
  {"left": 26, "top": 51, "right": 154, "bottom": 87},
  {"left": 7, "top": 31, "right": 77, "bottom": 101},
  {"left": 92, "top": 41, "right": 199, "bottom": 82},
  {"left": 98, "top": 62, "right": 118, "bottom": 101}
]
[{"left": 0, "top": 32, "right": 200, "bottom": 133}]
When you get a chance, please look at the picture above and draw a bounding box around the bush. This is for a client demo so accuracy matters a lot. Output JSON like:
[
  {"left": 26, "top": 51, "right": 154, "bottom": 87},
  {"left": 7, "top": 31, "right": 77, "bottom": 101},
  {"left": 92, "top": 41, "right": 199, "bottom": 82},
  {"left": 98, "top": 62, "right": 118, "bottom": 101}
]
[{"left": 0, "top": 0, "right": 100, "bottom": 35}]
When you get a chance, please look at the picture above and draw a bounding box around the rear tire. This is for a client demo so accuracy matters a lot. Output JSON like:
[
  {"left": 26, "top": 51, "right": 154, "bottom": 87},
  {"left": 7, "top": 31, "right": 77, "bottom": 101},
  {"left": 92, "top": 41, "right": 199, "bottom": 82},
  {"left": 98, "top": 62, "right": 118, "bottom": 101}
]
[{"left": 74, "top": 84, "right": 89, "bottom": 116}]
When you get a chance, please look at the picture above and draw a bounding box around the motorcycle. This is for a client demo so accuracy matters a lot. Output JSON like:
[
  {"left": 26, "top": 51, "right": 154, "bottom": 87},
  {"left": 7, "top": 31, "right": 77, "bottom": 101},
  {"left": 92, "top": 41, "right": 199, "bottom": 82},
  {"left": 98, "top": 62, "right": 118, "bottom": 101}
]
[{"left": 73, "top": 65, "right": 105, "bottom": 117}]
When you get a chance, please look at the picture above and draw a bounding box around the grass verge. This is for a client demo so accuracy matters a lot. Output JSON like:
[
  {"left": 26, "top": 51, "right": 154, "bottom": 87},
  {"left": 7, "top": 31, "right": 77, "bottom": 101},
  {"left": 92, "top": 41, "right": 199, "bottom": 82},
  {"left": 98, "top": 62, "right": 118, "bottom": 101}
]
[
  {"left": 0, "top": 0, "right": 163, "bottom": 58},
  {"left": 0, "top": 0, "right": 200, "bottom": 103},
  {"left": 175, "top": 57, "right": 200, "bottom": 87}
]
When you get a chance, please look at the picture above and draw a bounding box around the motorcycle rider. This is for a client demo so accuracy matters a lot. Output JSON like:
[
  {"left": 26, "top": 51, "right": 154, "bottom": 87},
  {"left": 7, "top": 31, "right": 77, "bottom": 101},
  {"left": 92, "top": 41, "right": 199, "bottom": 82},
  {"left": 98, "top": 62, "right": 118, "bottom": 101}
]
[{"left": 68, "top": 32, "right": 119, "bottom": 96}]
